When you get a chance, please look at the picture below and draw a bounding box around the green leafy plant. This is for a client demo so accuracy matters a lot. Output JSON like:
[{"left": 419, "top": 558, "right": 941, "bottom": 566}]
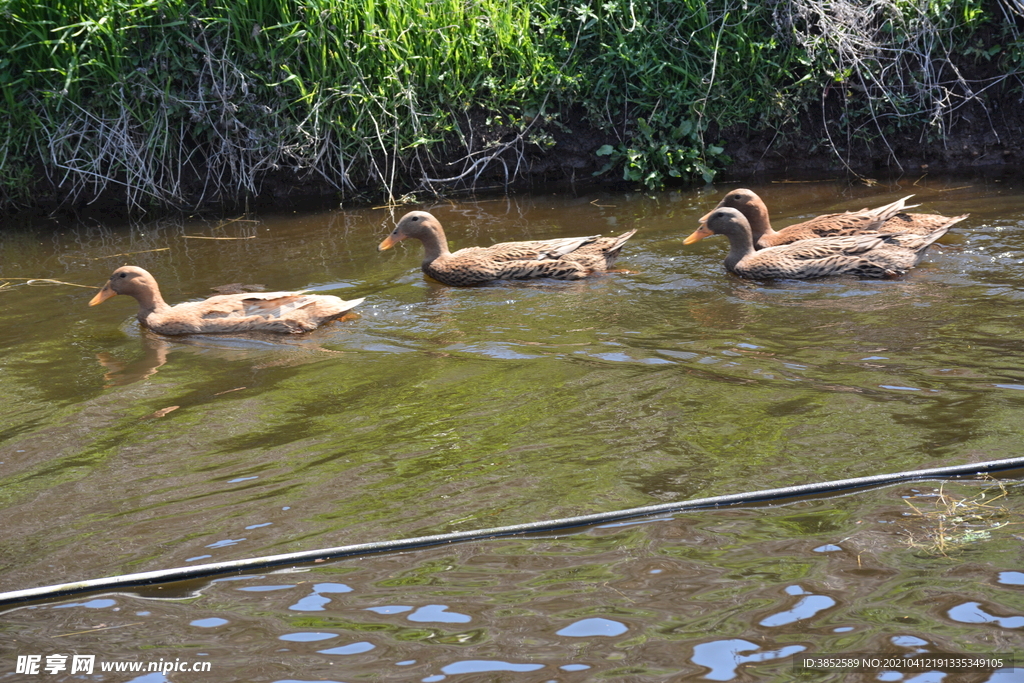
[{"left": 594, "top": 118, "right": 726, "bottom": 188}]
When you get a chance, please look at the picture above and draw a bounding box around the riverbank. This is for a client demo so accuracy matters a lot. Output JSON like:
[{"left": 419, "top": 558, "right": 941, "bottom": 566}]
[{"left": 2, "top": 0, "right": 1023, "bottom": 217}]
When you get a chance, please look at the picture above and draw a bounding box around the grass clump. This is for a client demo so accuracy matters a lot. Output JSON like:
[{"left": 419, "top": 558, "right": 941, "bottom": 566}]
[
  {"left": 559, "top": 0, "right": 1003, "bottom": 185},
  {"left": 557, "top": 0, "right": 804, "bottom": 188},
  {"left": 0, "top": 0, "right": 565, "bottom": 210},
  {"left": 900, "top": 480, "right": 1021, "bottom": 557}
]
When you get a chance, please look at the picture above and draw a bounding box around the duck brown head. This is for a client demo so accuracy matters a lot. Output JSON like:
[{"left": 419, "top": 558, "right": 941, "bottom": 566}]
[
  {"left": 89, "top": 265, "right": 163, "bottom": 309},
  {"left": 378, "top": 211, "right": 450, "bottom": 263}
]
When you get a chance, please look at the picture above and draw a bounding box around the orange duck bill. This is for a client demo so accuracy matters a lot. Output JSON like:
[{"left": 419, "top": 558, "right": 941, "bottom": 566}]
[
  {"left": 683, "top": 223, "right": 714, "bottom": 245},
  {"left": 89, "top": 283, "right": 117, "bottom": 306},
  {"left": 377, "top": 233, "right": 404, "bottom": 251}
]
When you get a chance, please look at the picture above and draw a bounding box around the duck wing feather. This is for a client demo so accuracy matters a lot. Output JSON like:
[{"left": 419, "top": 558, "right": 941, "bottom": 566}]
[
  {"left": 737, "top": 225, "right": 950, "bottom": 279},
  {"left": 150, "top": 293, "right": 364, "bottom": 334},
  {"left": 426, "top": 229, "right": 637, "bottom": 286}
]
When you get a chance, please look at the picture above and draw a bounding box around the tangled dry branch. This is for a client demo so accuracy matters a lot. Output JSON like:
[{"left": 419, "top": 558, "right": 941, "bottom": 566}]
[{"left": 778, "top": 0, "right": 1024, "bottom": 169}]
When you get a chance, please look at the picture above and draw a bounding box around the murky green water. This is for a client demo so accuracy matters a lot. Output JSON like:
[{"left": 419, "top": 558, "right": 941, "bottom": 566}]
[{"left": 2, "top": 176, "right": 1024, "bottom": 680}]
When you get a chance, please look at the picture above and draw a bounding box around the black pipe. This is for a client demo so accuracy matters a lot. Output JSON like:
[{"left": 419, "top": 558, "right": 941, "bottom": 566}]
[{"left": 2, "top": 456, "right": 1022, "bottom": 609}]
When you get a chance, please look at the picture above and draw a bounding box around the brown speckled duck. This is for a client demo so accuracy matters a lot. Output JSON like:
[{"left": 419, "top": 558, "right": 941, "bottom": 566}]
[
  {"left": 377, "top": 211, "right": 637, "bottom": 286},
  {"left": 695, "top": 189, "right": 968, "bottom": 249},
  {"left": 89, "top": 266, "right": 364, "bottom": 334},
  {"left": 686, "top": 207, "right": 953, "bottom": 279}
]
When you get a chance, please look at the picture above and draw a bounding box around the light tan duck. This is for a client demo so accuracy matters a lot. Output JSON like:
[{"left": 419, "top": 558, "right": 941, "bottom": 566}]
[
  {"left": 686, "top": 207, "right": 954, "bottom": 279},
  {"left": 692, "top": 189, "right": 968, "bottom": 249},
  {"left": 377, "top": 210, "right": 637, "bottom": 286},
  {"left": 89, "top": 266, "right": 364, "bottom": 334}
]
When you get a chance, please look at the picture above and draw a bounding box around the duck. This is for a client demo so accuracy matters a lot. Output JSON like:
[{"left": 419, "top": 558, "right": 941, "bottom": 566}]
[
  {"left": 89, "top": 266, "right": 364, "bottom": 334},
  {"left": 685, "top": 207, "right": 954, "bottom": 279},
  {"left": 696, "top": 189, "right": 968, "bottom": 249},
  {"left": 377, "top": 211, "right": 637, "bottom": 286}
]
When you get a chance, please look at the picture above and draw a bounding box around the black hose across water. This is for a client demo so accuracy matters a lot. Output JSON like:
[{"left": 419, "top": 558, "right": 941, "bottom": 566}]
[{"left": 2, "top": 456, "right": 1022, "bottom": 609}]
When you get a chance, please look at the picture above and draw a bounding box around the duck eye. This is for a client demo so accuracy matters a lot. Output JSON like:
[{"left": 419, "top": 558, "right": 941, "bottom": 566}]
[{"left": 119, "top": 273, "right": 127, "bottom": 278}]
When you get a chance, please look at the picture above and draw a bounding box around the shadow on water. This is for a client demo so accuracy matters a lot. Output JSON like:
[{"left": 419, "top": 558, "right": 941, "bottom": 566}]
[{"left": 3, "top": 175, "right": 1024, "bottom": 680}]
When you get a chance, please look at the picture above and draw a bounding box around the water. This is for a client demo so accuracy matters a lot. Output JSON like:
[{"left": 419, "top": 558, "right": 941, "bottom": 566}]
[{"left": 2, "top": 176, "right": 1024, "bottom": 680}]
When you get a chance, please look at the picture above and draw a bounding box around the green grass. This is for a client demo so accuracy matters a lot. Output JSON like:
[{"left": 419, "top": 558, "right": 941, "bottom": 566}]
[
  {"left": 0, "top": 0, "right": 566, "bottom": 209},
  {"left": 0, "top": 0, "right": 1009, "bottom": 212}
]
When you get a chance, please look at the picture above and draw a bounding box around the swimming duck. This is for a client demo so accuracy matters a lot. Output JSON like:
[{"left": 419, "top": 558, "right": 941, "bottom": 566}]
[
  {"left": 697, "top": 189, "right": 968, "bottom": 249},
  {"left": 377, "top": 210, "right": 637, "bottom": 286},
  {"left": 686, "top": 207, "right": 953, "bottom": 279},
  {"left": 89, "top": 266, "right": 364, "bottom": 334}
]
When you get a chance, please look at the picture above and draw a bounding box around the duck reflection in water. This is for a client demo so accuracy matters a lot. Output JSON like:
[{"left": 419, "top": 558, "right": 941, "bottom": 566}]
[{"left": 95, "top": 334, "right": 171, "bottom": 387}]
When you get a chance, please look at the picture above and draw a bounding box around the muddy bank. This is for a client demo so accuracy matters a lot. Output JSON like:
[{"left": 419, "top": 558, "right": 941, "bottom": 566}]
[
  {"left": 9, "top": 85, "right": 1024, "bottom": 224},
  {"left": 516, "top": 95, "right": 1024, "bottom": 188},
  {"left": 717, "top": 106, "right": 1024, "bottom": 180}
]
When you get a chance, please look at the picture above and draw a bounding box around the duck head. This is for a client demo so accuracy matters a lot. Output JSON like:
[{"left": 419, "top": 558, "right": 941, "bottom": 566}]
[
  {"left": 684, "top": 207, "right": 752, "bottom": 244},
  {"left": 695, "top": 189, "right": 771, "bottom": 245},
  {"left": 89, "top": 266, "right": 160, "bottom": 306},
  {"left": 699, "top": 189, "right": 762, "bottom": 222},
  {"left": 378, "top": 211, "right": 444, "bottom": 251}
]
